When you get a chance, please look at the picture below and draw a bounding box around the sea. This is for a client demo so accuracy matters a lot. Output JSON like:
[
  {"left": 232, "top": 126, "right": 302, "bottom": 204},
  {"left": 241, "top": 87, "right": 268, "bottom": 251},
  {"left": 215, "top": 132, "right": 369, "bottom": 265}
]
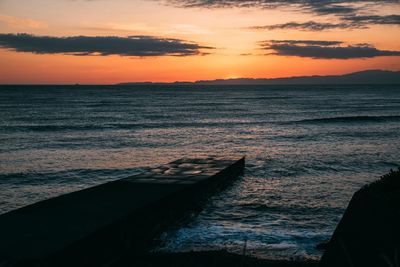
[{"left": 1, "top": 84, "right": 399, "bottom": 260}]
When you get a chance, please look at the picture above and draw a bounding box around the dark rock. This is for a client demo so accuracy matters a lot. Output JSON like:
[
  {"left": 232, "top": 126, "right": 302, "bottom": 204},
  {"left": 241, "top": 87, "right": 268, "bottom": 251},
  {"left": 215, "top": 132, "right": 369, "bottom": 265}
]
[
  {"left": 315, "top": 241, "right": 329, "bottom": 251},
  {"left": 320, "top": 168, "right": 400, "bottom": 267}
]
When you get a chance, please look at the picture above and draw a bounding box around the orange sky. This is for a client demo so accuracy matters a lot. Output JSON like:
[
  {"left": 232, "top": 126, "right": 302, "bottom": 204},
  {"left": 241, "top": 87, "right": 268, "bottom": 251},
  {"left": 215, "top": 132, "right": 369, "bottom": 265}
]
[{"left": 0, "top": 0, "right": 399, "bottom": 84}]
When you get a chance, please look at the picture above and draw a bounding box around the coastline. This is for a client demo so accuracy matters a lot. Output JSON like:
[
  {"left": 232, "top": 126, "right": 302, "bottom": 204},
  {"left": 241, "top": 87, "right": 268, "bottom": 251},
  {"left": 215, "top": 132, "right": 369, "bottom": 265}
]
[{"left": 0, "top": 85, "right": 399, "bottom": 264}]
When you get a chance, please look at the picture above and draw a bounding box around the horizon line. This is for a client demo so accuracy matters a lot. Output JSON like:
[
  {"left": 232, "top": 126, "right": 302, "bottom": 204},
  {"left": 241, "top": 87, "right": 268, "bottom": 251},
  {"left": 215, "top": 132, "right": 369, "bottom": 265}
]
[{"left": 0, "top": 69, "right": 399, "bottom": 86}]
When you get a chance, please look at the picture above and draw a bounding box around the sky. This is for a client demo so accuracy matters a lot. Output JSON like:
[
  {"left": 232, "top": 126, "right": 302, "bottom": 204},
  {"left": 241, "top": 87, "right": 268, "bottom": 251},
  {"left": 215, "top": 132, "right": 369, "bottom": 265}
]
[{"left": 0, "top": 0, "right": 399, "bottom": 84}]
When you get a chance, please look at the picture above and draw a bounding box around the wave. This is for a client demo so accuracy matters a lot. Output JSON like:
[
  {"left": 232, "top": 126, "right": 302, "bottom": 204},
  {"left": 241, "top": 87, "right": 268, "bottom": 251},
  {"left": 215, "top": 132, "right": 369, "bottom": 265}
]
[
  {"left": 1, "top": 121, "right": 267, "bottom": 132},
  {"left": 0, "top": 125, "right": 108, "bottom": 132},
  {"left": 239, "top": 203, "right": 344, "bottom": 215},
  {"left": 293, "top": 115, "right": 400, "bottom": 124},
  {"left": 0, "top": 167, "right": 143, "bottom": 186},
  {"left": 231, "top": 96, "right": 292, "bottom": 100}
]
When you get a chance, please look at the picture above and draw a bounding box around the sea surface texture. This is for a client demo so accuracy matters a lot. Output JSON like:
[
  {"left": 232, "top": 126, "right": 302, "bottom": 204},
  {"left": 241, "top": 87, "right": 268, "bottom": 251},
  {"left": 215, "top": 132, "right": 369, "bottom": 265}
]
[{"left": 1, "top": 85, "right": 399, "bottom": 259}]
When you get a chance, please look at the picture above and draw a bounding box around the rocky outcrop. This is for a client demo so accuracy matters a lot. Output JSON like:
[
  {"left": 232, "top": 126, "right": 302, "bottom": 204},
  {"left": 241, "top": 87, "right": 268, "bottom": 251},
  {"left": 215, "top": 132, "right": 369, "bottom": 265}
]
[{"left": 320, "top": 168, "right": 400, "bottom": 267}]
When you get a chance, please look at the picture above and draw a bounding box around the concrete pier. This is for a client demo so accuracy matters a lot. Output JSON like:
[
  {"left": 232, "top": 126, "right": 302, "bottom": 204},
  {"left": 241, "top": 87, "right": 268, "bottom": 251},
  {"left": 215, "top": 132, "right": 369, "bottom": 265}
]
[{"left": 0, "top": 156, "right": 245, "bottom": 267}]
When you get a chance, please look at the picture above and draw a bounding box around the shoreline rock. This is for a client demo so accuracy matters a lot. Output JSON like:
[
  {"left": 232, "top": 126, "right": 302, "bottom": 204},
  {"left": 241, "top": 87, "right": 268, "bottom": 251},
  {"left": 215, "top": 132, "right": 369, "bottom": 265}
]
[{"left": 320, "top": 168, "right": 400, "bottom": 267}]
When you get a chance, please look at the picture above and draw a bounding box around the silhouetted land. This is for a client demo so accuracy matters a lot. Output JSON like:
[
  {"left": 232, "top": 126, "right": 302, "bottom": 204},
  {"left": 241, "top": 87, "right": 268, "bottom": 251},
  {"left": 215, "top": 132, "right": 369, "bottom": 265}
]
[
  {"left": 118, "top": 70, "right": 400, "bottom": 85},
  {"left": 321, "top": 168, "right": 400, "bottom": 267}
]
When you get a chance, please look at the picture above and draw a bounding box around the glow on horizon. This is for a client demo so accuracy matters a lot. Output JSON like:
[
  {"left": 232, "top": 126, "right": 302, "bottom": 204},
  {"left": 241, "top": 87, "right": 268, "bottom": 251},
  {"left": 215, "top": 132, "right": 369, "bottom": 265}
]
[{"left": 0, "top": 0, "right": 399, "bottom": 84}]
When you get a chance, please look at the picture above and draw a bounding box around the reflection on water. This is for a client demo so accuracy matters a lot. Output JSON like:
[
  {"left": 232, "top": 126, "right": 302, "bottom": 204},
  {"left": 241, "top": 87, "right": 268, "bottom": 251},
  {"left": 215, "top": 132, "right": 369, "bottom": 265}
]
[{"left": 0, "top": 84, "right": 399, "bottom": 259}]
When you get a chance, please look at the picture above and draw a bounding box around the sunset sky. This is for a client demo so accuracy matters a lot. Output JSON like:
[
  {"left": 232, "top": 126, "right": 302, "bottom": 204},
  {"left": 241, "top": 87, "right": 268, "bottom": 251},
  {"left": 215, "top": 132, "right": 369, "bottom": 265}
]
[{"left": 0, "top": 0, "right": 399, "bottom": 84}]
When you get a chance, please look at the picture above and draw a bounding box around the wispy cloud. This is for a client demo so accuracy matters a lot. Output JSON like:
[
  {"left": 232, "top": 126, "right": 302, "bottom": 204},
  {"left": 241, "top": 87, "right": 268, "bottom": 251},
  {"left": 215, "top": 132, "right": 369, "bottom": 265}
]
[
  {"left": 0, "top": 33, "right": 214, "bottom": 57},
  {"left": 343, "top": 15, "right": 400, "bottom": 25},
  {"left": 0, "top": 15, "right": 47, "bottom": 29},
  {"left": 309, "top": 4, "right": 356, "bottom": 15},
  {"left": 248, "top": 21, "right": 359, "bottom": 31},
  {"left": 80, "top": 22, "right": 213, "bottom": 36},
  {"left": 81, "top": 22, "right": 157, "bottom": 33},
  {"left": 266, "top": 40, "right": 343, "bottom": 46},
  {"left": 162, "top": 0, "right": 399, "bottom": 15},
  {"left": 261, "top": 40, "right": 400, "bottom": 59},
  {"left": 248, "top": 15, "right": 400, "bottom": 32}
]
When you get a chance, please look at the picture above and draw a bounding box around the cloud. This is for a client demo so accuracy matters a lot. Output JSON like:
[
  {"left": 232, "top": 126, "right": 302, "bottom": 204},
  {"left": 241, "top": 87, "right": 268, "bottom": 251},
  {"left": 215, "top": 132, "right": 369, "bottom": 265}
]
[
  {"left": 0, "top": 15, "right": 47, "bottom": 29},
  {"left": 0, "top": 33, "right": 214, "bottom": 57},
  {"left": 162, "top": 0, "right": 399, "bottom": 15},
  {"left": 267, "top": 40, "right": 343, "bottom": 46},
  {"left": 248, "top": 15, "right": 400, "bottom": 31},
  {"left": 80, "top": 22, "right": 212, "bottom": 37},
  {"left": 81, "top": 22, "right": 157, "bottom": 33},
  {"left": 343, "top": 15, "right": 400, "bottom": 25},
  {"left": 261, "top": 40, "right": 400, "bottom": 59},
  {"left": 310, "top": 4, "right": 356, "bottom": 15},
  {"left": 248, "top": 21, "right": 360, "bottom": 31}
]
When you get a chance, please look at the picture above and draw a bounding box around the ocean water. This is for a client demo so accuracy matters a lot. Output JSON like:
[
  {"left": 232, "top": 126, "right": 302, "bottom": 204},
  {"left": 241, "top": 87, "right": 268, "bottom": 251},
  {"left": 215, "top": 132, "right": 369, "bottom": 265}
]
[{"left": 1, "top": 84, "right": 399, "bottom": 259}]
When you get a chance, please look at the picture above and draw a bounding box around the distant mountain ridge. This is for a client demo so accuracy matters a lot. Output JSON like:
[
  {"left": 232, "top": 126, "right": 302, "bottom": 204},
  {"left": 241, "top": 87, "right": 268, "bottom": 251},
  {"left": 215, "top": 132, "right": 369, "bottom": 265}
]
[{"left": 118, "top": 70, "right": 400, "bottom": 85}]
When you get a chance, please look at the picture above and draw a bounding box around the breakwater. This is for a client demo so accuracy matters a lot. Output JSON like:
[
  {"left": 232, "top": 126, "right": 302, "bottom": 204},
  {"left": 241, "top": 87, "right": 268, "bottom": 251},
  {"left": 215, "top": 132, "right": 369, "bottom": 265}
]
[{"left": 0, "top": 156, "right": 245, "bottom": 266}]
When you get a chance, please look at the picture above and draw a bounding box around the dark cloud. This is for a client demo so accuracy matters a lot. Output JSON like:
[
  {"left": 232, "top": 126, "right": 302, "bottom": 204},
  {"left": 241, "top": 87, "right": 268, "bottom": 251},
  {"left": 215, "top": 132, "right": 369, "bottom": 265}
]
[
  {"left": 249, "top": 21, "right": 360, "bottom": 31},
  {"left": 248, "top": 14, "right": 400, "bottom": 31},
  {"left": 0, "top": 33, "right": 214, "bottom": 57},
  {"left": 268, "top": 40, "right": 343, "bottom": 46},
  {"left": 310, "top": 4, "right": 356, "bottom": 15},
  {"left": 163, "top": 0, "right": 399, "bottom": 15},
  {"left": 343, "top": 15, "right": 400, "bottom": 25},
  {"left": 261, "top": 40, "right": 400, "bottom": 59}
]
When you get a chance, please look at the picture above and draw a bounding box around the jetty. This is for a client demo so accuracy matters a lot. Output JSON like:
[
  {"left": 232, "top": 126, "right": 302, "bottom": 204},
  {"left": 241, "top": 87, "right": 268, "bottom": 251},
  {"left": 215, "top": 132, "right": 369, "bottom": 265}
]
[{"left": 0, "top": 156, "right": 244, "bottom": 267}]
